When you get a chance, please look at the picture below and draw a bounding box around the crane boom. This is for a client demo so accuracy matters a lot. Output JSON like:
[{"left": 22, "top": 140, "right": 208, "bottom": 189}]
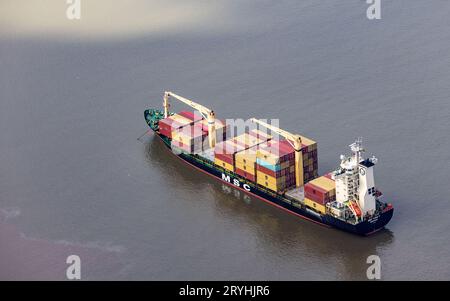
[
  {"left": 163, "top": 91, "right": 216, "bottom": 148},
  {"left": 165, "top": 91, "right": 212, "bottom": 117},
  {"left": 250, "top": 118, "right": 301, "bottom": 148},
  {"left": 251, "top": 118, "right": 304, "bottom": 187}
]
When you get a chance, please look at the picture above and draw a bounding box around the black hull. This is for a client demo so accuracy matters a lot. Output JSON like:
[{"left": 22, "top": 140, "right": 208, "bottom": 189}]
[{"left": 150, "top": 131, "right": 393, "bottom": 236}]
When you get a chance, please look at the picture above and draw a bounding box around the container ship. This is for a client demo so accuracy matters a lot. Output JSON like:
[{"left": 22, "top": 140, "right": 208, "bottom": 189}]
[{"left": 144, "top": 91, "right": 394, "bottom": 235}]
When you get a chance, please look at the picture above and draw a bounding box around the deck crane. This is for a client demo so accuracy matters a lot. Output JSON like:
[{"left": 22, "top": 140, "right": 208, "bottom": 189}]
[
  {"left": 163, "top": 91, "right": 217, "bottom": 148},
  {"left": 250, "top": 118, "right": 304, "bottom": 188}
]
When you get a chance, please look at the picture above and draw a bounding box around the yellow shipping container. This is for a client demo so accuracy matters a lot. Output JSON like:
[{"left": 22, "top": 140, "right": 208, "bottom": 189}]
[
  {"left": 235, "top": 146, "right": 258, "bottom": 165},
  {"left": 304, "top": 198, "right": 326, "bottom": 214},
  {"left": 256, "top": 175, "right": 292, "bottom": 192},
  {"left": 256, "top": 143, "right": 297, "bottom": 166},
  {"left": 257, "top": 176, "right": 286, "bottom": 192},
  {"left": 256, "top": 149, "right": 282, "bottom": 165},
  {"left": 256, "top": 171, "right": 286, "bottom": 185},
  {"left": 309, "top": 176, "right": 335, "bottom": 192},
  {"left": 260, "top": 182, "right": 279, "bottom": 192},
  {"left": 214, "top": 158, "right": 234, "bottom": 172},
  {"left": 172, "top": 129, "right": 197, "bottom": 141},
  {"left": 172, "top": 134, "right": 204, "bottom": 148},
  {"left": 235, "top": 156, "right": 257, "bottom": 165},
  {"left": 235, "top": 161, "right": 255, "bottom": 175}
]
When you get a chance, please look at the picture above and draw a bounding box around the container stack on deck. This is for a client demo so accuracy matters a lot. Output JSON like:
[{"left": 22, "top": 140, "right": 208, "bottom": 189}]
[
  {"left": 159, "top": 110, "right": 320, "bottom": 197},
  {"left": 255, "top": 139, "right": 296, "bottom": 193},
  {"left": 300, "top": 136, "right": 318, "bottom": 183},
  {"left": 233, "top": 130, "right": 272, "bottom": 182},
  {"left": 214, "top": 129, "right": 271, "bottom": 173},
  {"left": 171, "top": 122, "right": 206, "bottom": 153},
  {"left": 171, "top": 119, "right": 230, "bottom": 154},
  {"left": 214, "top": 129, "right": 318, "bottom": 194},
  {"left": 194, "top": 119, "right": 231, "bottom": 144},
  {"left": 304, "top": 175, "right": 336, "bottom": 214},
  {"left": 234, "top": 145, "right": 258, "bottom": 182},
  {"left": 214, "top": 139, "right": 244, "bottom": 172},
  {"left": 158, "top": 111, "right": 202, "bottom": 139}
]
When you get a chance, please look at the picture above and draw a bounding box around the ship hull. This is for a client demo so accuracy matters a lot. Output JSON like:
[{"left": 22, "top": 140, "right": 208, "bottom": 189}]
[{"left": 149, "top": 128, "right": 393, "bottom": 236}]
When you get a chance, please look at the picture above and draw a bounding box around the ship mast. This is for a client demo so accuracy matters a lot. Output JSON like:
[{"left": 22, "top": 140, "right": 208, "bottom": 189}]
[{"left": 163, "top": 91, "right": 216, "bottom": 148}]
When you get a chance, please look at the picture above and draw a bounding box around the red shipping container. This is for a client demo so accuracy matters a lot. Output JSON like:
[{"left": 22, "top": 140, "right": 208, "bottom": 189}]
[
  {"left": 304, "top": 183, "right": 330, "bottom": 205},
  {"left": 278, "top": 139, "right": 295, "bottom": 153},
  {"left": 215, "top": 153, "right": 234, "bottom": 165},
  {"left": 235, "top": 167, "right": 256, "bottom": 182},
  {"left": 256, "top": 164, "right": 279, "bottom": 177},
  {"left": 158, "top": 111, "right": 205, "bottom": 139},
  {"left": 305, "top": 192, "right": 331, "bottom": 205},
  {"left": 256, "top": 163, "right": 296, "bottom": 178},
  {"left": 158, "top": 119, "right": 191, "bottom": 139},
  {"left": 261, "top": 139, "right": 294, "bottom": 160},
  {"left": 159, "top": 127, "right": 172, "bottom": 138}
]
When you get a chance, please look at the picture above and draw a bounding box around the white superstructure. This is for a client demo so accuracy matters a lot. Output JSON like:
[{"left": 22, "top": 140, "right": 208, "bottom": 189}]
[{"left": 332, "top": 138, "right": 377, "bottom": 216}]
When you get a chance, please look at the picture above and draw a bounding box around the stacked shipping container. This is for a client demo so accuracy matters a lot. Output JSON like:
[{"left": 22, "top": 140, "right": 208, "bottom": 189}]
[
  {"left": 304, "top": 176, "right": 336, "bottom": 214},
  {"left": 251, "top": 135, "right": 318, "bottom": 194},
  {"left": 158, "top": 111, "right": 202, "bottom": 139},
  {"left": 160, "top": 112, "right": 319, "bottom": 196},
  {"left": 214, "top": 139, "right": 246, "bottom": 172},
  {"left": 233, "top": 128, "right": 269, "bottom": 182},
  {"left": 194, "top": 119, "right": 231, "bottom": 144},
  {"left": 234, "top": 144, "right": 258, "bottom": 182},
  {"left": 214, "top": 129, "right": 271, "bottom": 173},
  {"left": 172, "top": 119, "right": 230, "bottom": 154},
  {"left": 171, "top": 123, "right": 206, "bottom": 153},
  {"left": 300, "top": 135, "right": 318, "bottom": 183},
  {"left": 255, "top": 139, "right": 296, "bottom": 193}
]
